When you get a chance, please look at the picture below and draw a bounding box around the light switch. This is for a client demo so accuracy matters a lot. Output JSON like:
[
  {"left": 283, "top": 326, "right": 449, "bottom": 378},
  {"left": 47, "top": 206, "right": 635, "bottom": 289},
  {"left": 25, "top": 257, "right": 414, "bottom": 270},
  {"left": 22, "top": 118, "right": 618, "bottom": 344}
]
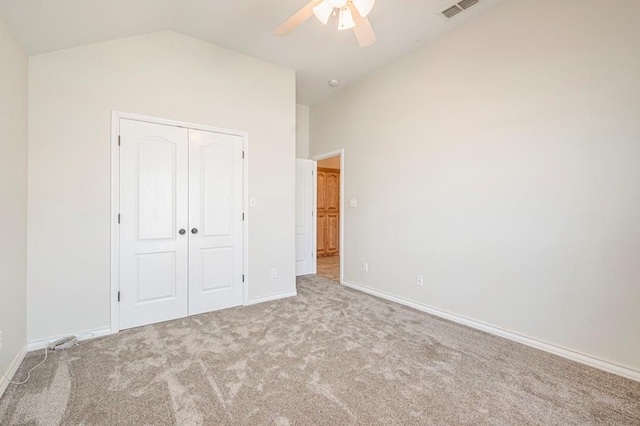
[
  {"left": 350, "top": 198, "right": 358, "bottom": 208},
  {"left": 250, "top": 197, "right": 256, "bottom": 207}
]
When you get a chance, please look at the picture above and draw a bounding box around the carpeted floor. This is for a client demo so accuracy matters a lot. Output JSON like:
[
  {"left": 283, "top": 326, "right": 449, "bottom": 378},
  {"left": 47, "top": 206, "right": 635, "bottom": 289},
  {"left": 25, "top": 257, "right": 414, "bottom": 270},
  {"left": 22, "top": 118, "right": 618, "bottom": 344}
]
[{"left": 1, "top": 276, "right": 639, "bottom": 425}]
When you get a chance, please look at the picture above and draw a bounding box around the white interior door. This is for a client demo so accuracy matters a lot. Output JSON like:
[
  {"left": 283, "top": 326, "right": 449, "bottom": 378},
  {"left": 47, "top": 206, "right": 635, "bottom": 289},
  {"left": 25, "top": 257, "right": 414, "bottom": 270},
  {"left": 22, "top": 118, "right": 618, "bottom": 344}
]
[
  {"left": 188, "top": 129, "right": 244, "bottom": 315},
  {"left": 119, "top": 119, "right": 189, "bottom": 330},
  {"left": 295, "top": 159, "right": 316, "bottom": 276}
]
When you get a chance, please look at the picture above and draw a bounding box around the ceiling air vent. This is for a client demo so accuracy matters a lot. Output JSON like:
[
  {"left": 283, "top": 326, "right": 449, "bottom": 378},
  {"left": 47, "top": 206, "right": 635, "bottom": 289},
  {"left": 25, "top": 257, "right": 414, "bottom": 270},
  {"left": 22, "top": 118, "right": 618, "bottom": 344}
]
[
  {"left": 458, "top": 0, "right": 479, "bottom": 10},
  {"left": 442, "top": 5, "right": 463, "bottom": 18},
  {"left": 441, "top": 0, "right": 480, "bottom": 19}
]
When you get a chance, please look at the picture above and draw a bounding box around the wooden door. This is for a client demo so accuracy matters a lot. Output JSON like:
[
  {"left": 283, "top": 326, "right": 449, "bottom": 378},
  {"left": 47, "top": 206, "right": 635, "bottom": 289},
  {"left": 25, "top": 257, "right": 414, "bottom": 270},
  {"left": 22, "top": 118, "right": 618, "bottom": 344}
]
[
  {"left": 317, "top": 171, "right": 327, "bottom": 257},
  {"left": 317, "top": 167, "right": 340, "bottom": 258}
]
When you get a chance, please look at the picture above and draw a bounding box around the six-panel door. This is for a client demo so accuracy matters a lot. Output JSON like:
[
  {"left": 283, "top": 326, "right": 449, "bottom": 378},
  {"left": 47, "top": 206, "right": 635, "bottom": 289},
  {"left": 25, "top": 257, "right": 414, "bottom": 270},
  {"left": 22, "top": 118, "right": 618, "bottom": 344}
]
[{"left": 316, "top": 168, "right": 340, "bottom": 258}]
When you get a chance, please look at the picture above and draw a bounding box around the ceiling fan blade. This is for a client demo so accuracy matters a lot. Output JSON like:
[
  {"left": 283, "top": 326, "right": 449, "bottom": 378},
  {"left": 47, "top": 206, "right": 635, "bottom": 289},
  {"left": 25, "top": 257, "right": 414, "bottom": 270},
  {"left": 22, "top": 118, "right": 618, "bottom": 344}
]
[
  {"left": 350, "top": 4, "right": 377, "bottom": 47},
  {"left": 275, "top": 0, "right": 323, "bottom": 36}
]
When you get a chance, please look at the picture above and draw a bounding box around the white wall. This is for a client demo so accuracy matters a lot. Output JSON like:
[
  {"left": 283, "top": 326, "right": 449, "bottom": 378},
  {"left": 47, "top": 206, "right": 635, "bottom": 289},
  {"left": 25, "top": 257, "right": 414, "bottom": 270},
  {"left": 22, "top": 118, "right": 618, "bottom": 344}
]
[
  {"left": 28, "top": 31, "right": 296, "bottom": 342},
  {"left": 310, "top": 0, "right": 640, "bottom": 373},
  {"left": 296, "top": 104, "right": 309, "bottom": 159},
  {"left": 0, "top": 15, "right": 28, "bottom": 389}
]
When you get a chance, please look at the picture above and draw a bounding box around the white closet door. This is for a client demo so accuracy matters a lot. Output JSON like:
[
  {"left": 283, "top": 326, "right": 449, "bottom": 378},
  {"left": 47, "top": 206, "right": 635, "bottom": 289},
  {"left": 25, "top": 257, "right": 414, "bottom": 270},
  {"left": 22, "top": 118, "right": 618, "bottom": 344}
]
[
  {"left": 295, "top": 159, "right": 316, "bottom": 276},
  {"left": 188, "top": 129, "right": 244, "bottom": 315},
  {"left": 119, "top": 119, "right": 189, "bottom": 330}
]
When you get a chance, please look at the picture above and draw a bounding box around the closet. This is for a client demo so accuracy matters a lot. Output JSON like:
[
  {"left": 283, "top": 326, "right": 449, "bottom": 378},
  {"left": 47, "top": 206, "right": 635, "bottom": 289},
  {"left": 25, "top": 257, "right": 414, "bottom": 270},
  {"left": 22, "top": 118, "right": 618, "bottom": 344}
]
[{"left": 118, "top": 118, "right": 244, "bottom": 330}]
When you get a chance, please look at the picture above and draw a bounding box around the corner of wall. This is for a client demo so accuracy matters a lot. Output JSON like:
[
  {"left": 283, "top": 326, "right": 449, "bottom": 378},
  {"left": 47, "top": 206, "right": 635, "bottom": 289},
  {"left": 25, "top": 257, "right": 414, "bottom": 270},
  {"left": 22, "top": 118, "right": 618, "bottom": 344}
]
[{"left": 0, "top": 14, "right": 29, "bottom": 399}]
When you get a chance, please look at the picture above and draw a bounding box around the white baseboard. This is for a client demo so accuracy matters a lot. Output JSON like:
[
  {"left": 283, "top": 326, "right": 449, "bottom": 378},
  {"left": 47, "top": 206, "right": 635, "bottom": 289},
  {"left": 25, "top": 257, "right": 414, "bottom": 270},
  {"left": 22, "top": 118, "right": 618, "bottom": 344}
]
[
  {"left": 341, "top": 280, "right": 640, "bottom": 382},
  {"left": 27, "top": 327, "right": 114, "bottom": 351},
  {"left": 245, "top": 291, "right": 297, "bottom": 306},
  {"left": 0, "top": 344, "right": 28, "bottom": 398}
]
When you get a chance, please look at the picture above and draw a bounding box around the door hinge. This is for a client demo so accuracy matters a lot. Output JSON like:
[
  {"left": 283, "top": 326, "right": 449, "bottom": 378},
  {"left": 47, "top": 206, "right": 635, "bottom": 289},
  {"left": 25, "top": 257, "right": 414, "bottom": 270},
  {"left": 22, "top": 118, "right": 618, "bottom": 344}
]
[
  {"left": 242, "top": 151, "right": 245, "bottom": 159},
  {"left": 117, "top": 291, "right": 121, "bottom": 302},
  {"left": 118, "top": 135, "right": 121, "bottom": 146},
  {"left": 242, "top": 212, "right": 245, "bottom": 221},
  {"left": 242, "top": 274, "right": 245, "bottom": 282},
  {"left": 118, "top": 213, "right": 121, "bottom": 224}
]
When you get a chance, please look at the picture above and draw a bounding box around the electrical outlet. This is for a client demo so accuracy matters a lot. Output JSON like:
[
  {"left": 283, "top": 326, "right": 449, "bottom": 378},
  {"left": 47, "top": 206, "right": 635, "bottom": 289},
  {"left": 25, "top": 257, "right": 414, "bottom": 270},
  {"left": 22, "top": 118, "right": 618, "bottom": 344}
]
[
  {"left": 417, "top": 275, "right": 424, "bottom": 287},
  {"left": 270, "top": 268, "right": 277, "bottom": 279},
  {"left": 363, "top": 263, "right": 369, "bottom": 272}
]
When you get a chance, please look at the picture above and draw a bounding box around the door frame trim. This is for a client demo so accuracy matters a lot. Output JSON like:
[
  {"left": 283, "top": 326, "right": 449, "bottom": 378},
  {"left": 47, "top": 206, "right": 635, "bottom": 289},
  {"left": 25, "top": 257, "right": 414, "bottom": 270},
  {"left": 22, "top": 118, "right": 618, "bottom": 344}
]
[
  {"left": 110, "top": 110, "right": 249, "bottom": 333},
  {"left": 311, "top": 149, "right": 345, "bottom": 283}
]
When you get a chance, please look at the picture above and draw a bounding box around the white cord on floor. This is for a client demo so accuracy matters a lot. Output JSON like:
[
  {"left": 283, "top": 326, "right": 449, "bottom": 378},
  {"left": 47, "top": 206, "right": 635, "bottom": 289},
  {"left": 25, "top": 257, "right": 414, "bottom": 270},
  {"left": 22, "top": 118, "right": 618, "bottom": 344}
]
[
  {"left": 0, "top": 347, "right": 48, "bottom": 386},
  {"left": 73, "top": 332, "right": 96, "bottom": 348},
  {"left": 0, "top": 332, "right": 99, "bottom": 386}
]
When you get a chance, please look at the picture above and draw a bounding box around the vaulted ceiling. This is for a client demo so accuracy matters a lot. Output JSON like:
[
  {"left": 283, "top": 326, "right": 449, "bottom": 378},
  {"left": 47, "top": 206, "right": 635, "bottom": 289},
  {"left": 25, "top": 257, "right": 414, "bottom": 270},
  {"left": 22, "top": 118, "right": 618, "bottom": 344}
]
[{"left": 0, "top": 0, "right": 508, "bottom": 104}]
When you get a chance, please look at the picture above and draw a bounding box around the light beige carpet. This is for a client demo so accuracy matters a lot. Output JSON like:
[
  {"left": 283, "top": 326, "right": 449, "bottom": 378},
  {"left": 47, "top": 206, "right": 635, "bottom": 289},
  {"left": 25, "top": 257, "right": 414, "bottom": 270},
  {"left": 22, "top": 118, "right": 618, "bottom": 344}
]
[{"left": 1, "top": 276, "right": 639, "bottom": 425}]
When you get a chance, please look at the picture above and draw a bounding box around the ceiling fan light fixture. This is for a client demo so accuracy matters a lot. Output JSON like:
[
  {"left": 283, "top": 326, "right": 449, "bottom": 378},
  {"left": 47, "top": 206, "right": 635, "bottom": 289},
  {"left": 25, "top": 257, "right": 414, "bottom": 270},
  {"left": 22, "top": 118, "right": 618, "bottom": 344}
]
[
  {"left": 337, "top": 7, "right": 355, "bottom": 30},
  {"left": 352, "top": 0, "right": 375, "bottom": 17},
  {"left": 328, "top": 0, "right": 348, "bottom": 8},
  {"left": 275, "top": 0, "right": 378, "bottom": 47},
  {"left": 313, "top": 0, "right": 334, "bottom": 25}
]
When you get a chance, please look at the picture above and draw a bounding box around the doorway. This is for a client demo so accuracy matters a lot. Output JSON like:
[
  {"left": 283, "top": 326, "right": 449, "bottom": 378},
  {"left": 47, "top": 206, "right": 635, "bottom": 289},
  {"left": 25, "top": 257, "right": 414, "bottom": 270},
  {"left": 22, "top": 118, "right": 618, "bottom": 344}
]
[
  {"left": 313, "top": 151, "right": 343, "bottom": 283},
  {"left": 111, "top": 112, "right": 247, "bottom": 331}
]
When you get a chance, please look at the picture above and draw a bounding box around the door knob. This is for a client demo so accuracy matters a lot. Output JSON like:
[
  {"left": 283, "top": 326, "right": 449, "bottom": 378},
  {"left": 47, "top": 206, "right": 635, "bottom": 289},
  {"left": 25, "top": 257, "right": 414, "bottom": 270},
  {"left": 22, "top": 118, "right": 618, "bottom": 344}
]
[
  {"left": 178, "top": 229, "right": 186, "bottom": 235},
  {"left": 191, "top": 228, "right": 199, "bottom": 234}
]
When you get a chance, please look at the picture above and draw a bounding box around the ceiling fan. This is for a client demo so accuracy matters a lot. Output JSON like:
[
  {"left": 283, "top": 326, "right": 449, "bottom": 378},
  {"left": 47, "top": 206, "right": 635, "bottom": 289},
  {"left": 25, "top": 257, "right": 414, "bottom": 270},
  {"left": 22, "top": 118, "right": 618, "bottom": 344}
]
[{"left": 275, "top": 0, "right": 377, "bottom": 47}]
